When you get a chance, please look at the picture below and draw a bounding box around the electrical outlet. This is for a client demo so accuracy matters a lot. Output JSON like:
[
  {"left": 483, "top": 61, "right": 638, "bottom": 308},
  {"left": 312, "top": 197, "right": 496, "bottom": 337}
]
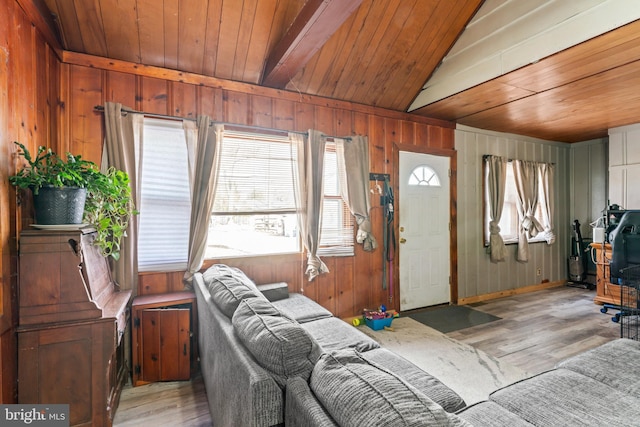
[{"left": 536, "top": 268, "right": 541, "bottom": 276}]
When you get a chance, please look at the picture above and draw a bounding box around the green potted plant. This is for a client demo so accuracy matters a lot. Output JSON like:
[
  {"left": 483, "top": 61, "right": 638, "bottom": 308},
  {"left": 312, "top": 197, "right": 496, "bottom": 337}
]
[
  {"left": 83, "top": 166, "right": 137, "bottom": 261},
  {"left": 9, "top": 142, "right": 94, "bottom": 225},
  {"left": 9, "top": 141, "right": 137, "bottom": 260}
]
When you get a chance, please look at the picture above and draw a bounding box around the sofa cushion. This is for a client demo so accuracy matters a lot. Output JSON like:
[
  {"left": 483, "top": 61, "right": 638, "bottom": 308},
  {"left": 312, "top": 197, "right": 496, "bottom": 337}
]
[
  {"left": 203, "top": 271, "right": 263, "bottom": 318},
  {"left": 301, "top": 317, "right": 379, "bottom": 352},
  {"left": 285, "top": 377, "right": 338, "bottom": 427},
  {"left": 202, "top": 263, "right": 259, "bottom": 291},
  {"left": 310, "top": 349, "right": 470, "bottom": 427},
  {"left": 361, "top": 347, "right": 466, "bottom": 412},
  {"left": 257, "top": 281, "right": 290, "bottom": 302},
  {"left": 456, "top": 401, "right": 535, "bottom": 426},
  {"left": 489, "top": 368, "right": 640, "bottom": 426},
  {"left": 271, "top": 293, "right": 333, "bottom": 323},
  {"left": 556, "top": 338, "right": 640, "bottom": 399},
  {"left": 232, "top": 297, "right": 321, "bottom": 387}
]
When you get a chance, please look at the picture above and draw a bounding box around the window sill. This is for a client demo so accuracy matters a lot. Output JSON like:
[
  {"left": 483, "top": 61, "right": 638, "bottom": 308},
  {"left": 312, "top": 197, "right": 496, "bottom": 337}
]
[{"left": 484, "top": 238, "right": 548, "bottom": 247}]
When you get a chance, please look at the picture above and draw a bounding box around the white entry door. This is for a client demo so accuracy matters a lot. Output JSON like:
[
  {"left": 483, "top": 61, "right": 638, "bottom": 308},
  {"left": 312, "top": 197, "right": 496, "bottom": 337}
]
[{"left": 399, "top": 151, "right": 450, "bottom": 311}]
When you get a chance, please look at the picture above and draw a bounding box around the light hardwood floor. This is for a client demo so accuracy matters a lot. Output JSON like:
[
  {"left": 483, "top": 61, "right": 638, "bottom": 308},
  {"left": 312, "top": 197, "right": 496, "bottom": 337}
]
[
  {"left": 448, "top": 285, "right": 620, "bottom": 375},
  {"left": 113, "top": 285, "right": 621, "bottom": 426}
]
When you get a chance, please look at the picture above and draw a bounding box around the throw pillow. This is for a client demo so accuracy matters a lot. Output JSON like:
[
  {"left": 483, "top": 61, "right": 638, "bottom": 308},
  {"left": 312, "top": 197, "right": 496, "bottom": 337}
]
[
  {"left": 232, "top": 297, "right": 321, "bottom": 387},
  {"left": 310, "top": 349, "right": 470, "bottom": 427}
]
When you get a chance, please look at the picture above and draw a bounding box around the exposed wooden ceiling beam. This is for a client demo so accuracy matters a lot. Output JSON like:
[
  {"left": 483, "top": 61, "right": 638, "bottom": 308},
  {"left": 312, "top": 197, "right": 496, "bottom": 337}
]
[{"left": 261, "top": 0, "right": 363, "bottom": 88}]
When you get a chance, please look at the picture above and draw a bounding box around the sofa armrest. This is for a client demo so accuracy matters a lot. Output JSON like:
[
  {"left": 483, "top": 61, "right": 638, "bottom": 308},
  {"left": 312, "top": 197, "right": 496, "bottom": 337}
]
[
  {"left": 257, "top": 281, "right": 289, "bottom": 302},
  {"left": 194, "top": 273, "right": 284, "bottom": 427}
]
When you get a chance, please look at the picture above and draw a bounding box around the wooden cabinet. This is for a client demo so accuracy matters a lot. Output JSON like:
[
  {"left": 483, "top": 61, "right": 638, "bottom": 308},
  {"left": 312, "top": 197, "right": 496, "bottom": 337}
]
[
  {"left": 18, "top": 319, "right": 127, "bottom": 426},
  {"left": 591, "top": 242, "right": 622, "bottom": 306},
  {"left": 131, "top": 291, "right": 197, "bottom": 386},
  {"left": 17, "top": 228, "right": 131, "bottom": 427}
]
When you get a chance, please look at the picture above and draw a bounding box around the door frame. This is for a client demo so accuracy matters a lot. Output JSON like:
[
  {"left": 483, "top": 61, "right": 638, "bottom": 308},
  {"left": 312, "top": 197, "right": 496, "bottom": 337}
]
[{"left": 393, "top": 142, "right": 458, "bottom": 306}]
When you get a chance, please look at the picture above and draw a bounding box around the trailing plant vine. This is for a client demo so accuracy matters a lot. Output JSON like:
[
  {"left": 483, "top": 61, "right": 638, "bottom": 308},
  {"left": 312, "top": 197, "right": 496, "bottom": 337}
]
[{"left": 84, "top": 167, "right": 138, "bottom": 261}]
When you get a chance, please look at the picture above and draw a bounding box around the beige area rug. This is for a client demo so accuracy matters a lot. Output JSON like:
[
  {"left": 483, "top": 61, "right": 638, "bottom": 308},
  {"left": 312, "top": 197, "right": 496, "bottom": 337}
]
[{"left": 358, "top": 317, "right": 530, "bottom": 405}]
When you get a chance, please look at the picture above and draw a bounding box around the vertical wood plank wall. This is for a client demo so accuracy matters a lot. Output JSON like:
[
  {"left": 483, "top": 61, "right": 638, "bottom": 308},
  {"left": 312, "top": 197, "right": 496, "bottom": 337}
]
[
  {"left": 1, "top": 0, "right": 61, "bottom": 402},
  {"left": 455, "top": 126, "right": 572, "bottom": 299},
  {"left": 571, "top": 138, "right": 608, "bottom": 240},
  {"left": 57, "top": 57, "right": 456, "bottom": 319}
]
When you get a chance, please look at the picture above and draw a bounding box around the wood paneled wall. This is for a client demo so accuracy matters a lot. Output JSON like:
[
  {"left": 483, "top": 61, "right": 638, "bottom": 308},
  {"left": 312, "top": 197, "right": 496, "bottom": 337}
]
[
  {"left": 1, "top": 0, "right": 61, "bottom": 403},
  {"left": 57, "top": 54, "right": 456, "bottom": 319},
  {"left": 455, "top": 125, "right": 571, "bottom": 301},
  {"left": 570, "top": 138, "right": 608, "bottom": 240}
]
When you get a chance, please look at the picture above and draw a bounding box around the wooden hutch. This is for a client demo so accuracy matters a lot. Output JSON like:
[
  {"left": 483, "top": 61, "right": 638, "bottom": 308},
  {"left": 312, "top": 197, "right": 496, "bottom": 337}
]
[{"left": 17, "top": 227, "right": 131, "bottom": 427}]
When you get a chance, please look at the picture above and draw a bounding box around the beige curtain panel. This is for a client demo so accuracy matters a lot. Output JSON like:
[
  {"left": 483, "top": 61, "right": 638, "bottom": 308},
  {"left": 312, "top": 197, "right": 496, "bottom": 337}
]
[
  {"left": 485, "top": 155, "right": 507, "bottom": 263},
  {"left": 336, "top": 135, "right": 377, "bottom": 252},
  {"left": 291, "top": 130, "right": 329, "bottom": 282},
  {"left": 513, "top": 159, "right": 544, "bottom": 262},
  {"left": 103, "top": 102, "right": 143, "bottom": 293},
  {"left": 183, "top": 118, "right": 222, "bottom": 289},
  {"left": 538, "top": 162, "right": 556, "bottom": 245}
]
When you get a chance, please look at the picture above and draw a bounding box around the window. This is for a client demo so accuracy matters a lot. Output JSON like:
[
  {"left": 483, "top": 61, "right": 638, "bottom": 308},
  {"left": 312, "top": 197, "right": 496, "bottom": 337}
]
[
  {"left": 207, "top": 132, "right": 353, "bottom": 258},
  {"left": 408, "top": 165, "right": 441, "bottom": 186},
  {"left": 207, "top": 131, "right": 299, "bottom": 258},
  {"left": 137, "top": 122, "right": 354, "bottom": 268},
  {"left": 318, "top": 141, "right": 353, "bottom": 256},
  {"left": 138, "top": 118, "right": 191, "bottom": 271},
  {"left": 483, "top": 161, "right": 546, "bottom": 245}
]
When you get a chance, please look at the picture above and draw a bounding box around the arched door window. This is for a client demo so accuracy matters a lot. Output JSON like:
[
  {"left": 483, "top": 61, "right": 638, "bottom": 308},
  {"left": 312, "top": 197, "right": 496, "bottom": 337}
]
[{"left": 408, "top": 165, "right": 441, "bottom": 186}]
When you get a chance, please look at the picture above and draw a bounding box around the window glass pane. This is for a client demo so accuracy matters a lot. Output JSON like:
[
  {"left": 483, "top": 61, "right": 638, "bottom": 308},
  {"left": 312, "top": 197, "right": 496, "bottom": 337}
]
[
  {"left": 319, "top": 142, "right": 353, "bottom": 256},
  {"left": 207, "top": 213, "right": 298, "bottom": 257},
  {"left": 499, "top": 163, "right": 519, "bottom": 242},
  {"left": 408, "top": 165, "right": 441, "bottom": 186},
  {"left": 484, "top": 160, "right": 548, "bottom": 245},
  {"left": 138, "top": 118, "right": 191, "bottom": 271},
  {"left": 213, "top": 131, "right": 295, "bottom": 213},
  {"left": 207, "top": 130, "right": 299, "bottom": 258}
]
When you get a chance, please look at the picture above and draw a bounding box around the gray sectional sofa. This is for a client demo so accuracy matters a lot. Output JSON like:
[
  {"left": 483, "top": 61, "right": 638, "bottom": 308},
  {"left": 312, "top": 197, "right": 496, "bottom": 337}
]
[{"left": 194, "top": 264, "right": 640, "bottom": 426}]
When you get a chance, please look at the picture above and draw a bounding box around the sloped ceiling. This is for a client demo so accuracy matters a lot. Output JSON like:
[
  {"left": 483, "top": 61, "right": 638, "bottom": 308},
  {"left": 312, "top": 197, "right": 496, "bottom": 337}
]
[
  {"left": 30, "top": 0, "right": 640, "bottom": 142},
  {"left": 411, "top": 0, "right": 640, "bottom": 142},
  {"left": 40, "top": 0, "right": 482, "bottom": 112}
]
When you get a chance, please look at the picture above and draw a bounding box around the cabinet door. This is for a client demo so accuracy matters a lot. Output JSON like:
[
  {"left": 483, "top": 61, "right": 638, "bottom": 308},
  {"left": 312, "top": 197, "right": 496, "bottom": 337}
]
[
  {"left": 18, "top": 322, "right": 115, "bottom": 427},
  {"left": 140, "top": 308, "right": 191, "bottom": 382}
]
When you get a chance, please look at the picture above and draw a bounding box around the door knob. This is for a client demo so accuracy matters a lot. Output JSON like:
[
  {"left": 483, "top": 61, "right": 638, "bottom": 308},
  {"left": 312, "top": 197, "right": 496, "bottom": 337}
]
[{"left": 400, "top": 238, "right": 407, "bottom": 244}]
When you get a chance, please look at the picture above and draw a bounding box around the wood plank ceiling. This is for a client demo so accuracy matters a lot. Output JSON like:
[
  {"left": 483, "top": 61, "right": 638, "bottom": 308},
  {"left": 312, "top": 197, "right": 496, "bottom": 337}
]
[{"left": 34, "top": 0, "right": 640, "bottom": 143}]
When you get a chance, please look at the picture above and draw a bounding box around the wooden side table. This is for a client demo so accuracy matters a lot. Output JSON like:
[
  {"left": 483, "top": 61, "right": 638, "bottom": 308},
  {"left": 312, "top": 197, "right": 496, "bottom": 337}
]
[
  {"left": 131, "top": 291, "right": 198, "bottom": 386},
  {"left": 591, "top": 242, "right": 621, "bottom": 306}
]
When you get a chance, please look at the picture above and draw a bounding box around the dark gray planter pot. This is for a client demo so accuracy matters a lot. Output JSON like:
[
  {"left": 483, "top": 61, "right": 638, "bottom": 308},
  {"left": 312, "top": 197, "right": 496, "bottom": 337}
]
[{"left": 33, "top": 186, "right": 87, "bottom": 225}]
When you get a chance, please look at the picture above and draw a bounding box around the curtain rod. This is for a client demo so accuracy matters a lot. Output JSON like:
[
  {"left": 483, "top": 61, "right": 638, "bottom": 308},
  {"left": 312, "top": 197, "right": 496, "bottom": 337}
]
[
  {"left": 93, "top": 105, "right": 350, "bottom": 141},
  {"left": 482, "top": 154, "right": 555, "bottom": 165}
]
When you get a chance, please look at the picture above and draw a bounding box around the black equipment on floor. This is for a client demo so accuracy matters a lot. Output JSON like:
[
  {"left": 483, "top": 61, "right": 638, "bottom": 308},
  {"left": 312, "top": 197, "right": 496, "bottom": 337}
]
[
  {"left": 567, "top": 219, "right": 593, "bottom": 289},
  {"left": 609, "top": 210, "right": 640, "bottom": 284}
]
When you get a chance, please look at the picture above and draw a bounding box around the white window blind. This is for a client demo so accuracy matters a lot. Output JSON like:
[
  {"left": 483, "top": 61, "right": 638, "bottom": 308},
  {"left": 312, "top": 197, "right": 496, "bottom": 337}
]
[
  {"left": 137, "top": 118, "right": 191, "bottom": 271},
  {"left": 319, "top": 142, "right": 353, "bottom": 256},
  {"left": 213, "top": 131, "right": 296, "bottom": 213},
  {"left": 207, "top": 131, "right": 299, "bottom": 258}
]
